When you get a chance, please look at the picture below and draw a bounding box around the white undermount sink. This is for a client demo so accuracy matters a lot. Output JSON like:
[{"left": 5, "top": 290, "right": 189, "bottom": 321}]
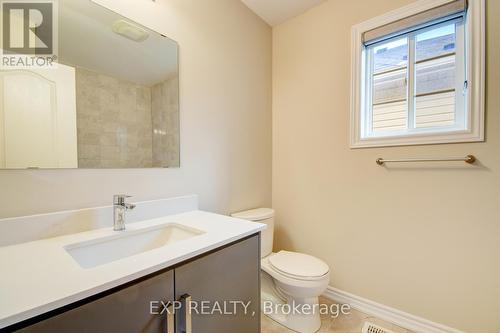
[{"left": 65, "top": 223, "right": 204, "bottom": 269}]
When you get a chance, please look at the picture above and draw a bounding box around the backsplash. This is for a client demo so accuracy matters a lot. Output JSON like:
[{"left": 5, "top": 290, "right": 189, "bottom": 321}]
[{"left": 0, "top": 195, "right": 198, "bottom": 247}]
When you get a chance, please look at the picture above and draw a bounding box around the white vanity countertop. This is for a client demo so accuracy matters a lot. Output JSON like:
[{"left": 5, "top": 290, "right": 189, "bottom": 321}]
[{"left": 0, "top": 210, "right": 265, "bottom": 329}]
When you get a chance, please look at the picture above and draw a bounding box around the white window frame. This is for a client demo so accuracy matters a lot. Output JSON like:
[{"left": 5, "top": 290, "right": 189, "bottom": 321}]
[{"left": 350, "top": 0, "right": 485, "bottom": 148}]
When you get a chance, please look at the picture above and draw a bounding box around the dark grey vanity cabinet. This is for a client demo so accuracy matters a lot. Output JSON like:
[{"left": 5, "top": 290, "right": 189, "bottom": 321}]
[
  {"left": 175, "top": 234, "right": 260, "bottom": 333},
  {"left": 17, "top": 270, "right": 175, "bottom": 333},
  {"left": 11, "top": 234, "right": 260, "bottom": 333}
]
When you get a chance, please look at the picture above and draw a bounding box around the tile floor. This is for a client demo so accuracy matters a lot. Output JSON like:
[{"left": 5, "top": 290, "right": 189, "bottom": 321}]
[{"left": 261, "top": 297, "right": 415, "bottom": 333}]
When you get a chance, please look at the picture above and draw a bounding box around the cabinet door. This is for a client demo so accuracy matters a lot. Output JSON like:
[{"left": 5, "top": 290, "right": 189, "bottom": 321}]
[
  {"left": 174, "top": 235, "right": 260, "bottom": 333},
  {"left": 17, "top": 270, "right": 174, "bottom": 333}
]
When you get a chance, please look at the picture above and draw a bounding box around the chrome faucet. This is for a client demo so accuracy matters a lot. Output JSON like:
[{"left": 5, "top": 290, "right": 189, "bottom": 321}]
[{"left": 113, "top": 195, "right": 136, "bottom": 231}]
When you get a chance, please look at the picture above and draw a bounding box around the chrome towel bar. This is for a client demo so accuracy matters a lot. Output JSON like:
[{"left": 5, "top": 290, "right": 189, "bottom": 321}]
[{"left": 376, "top": 155, "right": 476, "bottom": 166}]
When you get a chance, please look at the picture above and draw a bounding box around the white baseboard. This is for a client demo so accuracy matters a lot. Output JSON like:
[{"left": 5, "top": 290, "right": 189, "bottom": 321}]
[{"left": 323, "top": 287, "right": 465, "bottom": 333}]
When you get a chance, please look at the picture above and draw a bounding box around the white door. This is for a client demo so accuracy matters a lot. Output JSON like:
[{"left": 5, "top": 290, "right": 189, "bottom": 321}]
[{"left": 0, "top": 65, "right": 78, "bottom": 168}]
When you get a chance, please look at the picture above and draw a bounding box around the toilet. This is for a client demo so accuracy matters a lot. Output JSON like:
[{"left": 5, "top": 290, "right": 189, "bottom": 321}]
[{"left": 231, "top": 208, "right": 330, "bottom": 333}]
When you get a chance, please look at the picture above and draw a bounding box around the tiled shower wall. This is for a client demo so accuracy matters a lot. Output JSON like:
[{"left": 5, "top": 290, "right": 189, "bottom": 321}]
[{"left": 76, "top": 68, "right": 179, "bottom": 168}]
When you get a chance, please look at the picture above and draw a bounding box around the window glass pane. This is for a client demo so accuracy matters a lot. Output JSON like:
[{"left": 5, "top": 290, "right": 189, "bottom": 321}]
[
  {"left": 415, "top": 54, "right": 456, "bottom": 95},
  {"left": 414, "top": 22, "right": 459, "bottom": 130},
  {"left": 372, "top": 68, "right": 407, "bottom": 104},
  {"left": 414, "top": 55, "right": 456, "bottom": 129},
  {"left": 372, "top": 101, "right": 407, "bottom": 133},
  {"left": 415, "top": 91, "right": 455, "bottom": 128},
  {"left": 373, "top": 38, "right": 408, "bottom": 74},
  {"left": 416, "top": 23, "right": 456, "bottom": 61},
  {"left": 370, "top": 37, "right": 408, "bottom": 134}
]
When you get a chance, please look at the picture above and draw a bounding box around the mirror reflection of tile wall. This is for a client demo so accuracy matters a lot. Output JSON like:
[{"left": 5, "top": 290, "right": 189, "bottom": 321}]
[
  {"left": 76, "top": 69, "right": 179, "bottom": 168},
  {"left": 151, "top": 77, "right": 180, "bottom": 167}
]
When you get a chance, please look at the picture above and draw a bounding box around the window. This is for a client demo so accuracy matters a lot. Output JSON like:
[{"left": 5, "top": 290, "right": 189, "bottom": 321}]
[
  {"left": 367, "top": 19, "right": 464, "bottom": 136},
  {"left": 350, "top": 0, "right": 485, "bottom": 148}
]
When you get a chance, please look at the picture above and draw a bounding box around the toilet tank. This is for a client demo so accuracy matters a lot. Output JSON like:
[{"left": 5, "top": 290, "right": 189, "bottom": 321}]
[{"left": 231, "top": 208, "right": 274, "bottom": 258}]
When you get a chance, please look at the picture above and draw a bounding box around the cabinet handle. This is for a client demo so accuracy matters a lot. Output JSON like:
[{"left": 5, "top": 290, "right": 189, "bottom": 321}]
[
  {"left": 166, "top": 303, "right": 174, "bottom": 333},
  {"left": 180, "top": 294, "right": 192, "bottom": 333}
]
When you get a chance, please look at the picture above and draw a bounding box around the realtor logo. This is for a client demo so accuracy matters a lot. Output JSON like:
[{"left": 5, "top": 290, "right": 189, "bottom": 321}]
[{"left": 1, "top": 0, "right": 58, "bottom": 68}]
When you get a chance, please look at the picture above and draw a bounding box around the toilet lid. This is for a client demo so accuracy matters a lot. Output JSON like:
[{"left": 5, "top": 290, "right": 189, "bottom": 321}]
[{"left": 269, "top": 251, "right": 329, "bottom": 278}]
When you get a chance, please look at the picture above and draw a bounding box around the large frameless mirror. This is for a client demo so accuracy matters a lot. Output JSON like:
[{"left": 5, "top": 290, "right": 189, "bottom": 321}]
[{"left": 0, "top": 0, "right": 179, "bottom": 169}]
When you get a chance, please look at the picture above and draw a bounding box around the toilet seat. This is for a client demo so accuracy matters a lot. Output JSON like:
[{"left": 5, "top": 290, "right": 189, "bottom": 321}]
[
  {"left": 260, "top": 253, "right": 330, "bottom": 333},
  {"left": 268, "top": 251, "right": 329, "bottom": 281}
]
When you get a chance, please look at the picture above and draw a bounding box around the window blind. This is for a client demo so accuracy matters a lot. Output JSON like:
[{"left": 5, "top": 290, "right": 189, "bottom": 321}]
[{"left": 363, "top": 0, "right": 467, "bottom": 45}]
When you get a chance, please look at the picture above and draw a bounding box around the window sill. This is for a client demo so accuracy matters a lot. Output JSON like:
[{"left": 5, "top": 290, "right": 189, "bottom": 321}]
[{"left": 351, "top": 129, "right": 484, "bottom": 148}]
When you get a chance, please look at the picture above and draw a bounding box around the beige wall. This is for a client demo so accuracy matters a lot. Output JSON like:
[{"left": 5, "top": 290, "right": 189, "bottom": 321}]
[
  {"left": 272, "top": 0, "right": 499, "bottom": 332},
  {"left": 0, "top": 0, "right": 272, "bottom": 217}
]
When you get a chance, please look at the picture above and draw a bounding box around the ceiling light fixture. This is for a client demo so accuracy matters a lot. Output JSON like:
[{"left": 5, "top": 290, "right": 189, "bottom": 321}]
[{"left": 112, "top": 20, "right": 149, "bottom": 42}]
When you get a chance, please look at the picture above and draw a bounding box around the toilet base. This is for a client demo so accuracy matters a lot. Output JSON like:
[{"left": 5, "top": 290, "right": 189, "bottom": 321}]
[{"left": 261, "top": 272, "right": 322, "bottom": 333}]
